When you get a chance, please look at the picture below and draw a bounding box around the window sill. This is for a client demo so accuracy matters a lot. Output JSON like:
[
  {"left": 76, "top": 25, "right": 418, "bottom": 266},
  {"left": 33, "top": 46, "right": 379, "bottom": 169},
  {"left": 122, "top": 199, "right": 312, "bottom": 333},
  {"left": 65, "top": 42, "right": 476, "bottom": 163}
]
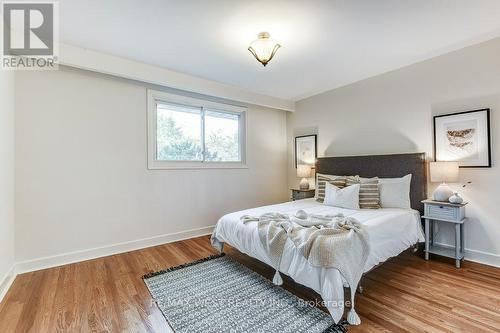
[{"left": 147, "top": 162, "right": 248, "bottom": 170}]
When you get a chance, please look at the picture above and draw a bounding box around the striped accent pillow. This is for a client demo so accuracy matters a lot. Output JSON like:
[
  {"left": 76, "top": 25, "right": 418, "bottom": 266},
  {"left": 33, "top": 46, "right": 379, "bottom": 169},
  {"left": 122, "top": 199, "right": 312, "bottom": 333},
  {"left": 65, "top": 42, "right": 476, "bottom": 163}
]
[
  {"left": 316, "top": 174, "right": 346, "bottom": 203},
  {"left": 346, "top": 176, "right": 380, "bottom": 209}
]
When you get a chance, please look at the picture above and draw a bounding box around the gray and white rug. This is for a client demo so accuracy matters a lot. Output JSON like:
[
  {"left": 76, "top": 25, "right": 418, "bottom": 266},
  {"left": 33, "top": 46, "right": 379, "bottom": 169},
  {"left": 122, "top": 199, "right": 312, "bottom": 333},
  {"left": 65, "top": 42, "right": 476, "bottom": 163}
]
[{"left": 143, "top": 253, "right": 347, "bottom": 333}]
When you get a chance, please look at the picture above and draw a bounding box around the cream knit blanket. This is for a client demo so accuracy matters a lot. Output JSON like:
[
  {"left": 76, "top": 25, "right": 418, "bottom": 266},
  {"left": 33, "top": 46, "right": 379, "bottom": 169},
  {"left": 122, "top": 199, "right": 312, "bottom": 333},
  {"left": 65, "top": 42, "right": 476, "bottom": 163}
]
[{"left": 238, "top": 211, "right": 369, "bottom": 325}]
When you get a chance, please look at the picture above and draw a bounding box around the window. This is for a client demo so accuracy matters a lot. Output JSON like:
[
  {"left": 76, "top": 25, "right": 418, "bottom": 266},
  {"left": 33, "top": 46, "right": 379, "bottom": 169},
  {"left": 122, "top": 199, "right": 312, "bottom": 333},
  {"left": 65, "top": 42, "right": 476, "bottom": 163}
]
[{"left": 148, "top": 90, "right": 246, "bottom": 169}]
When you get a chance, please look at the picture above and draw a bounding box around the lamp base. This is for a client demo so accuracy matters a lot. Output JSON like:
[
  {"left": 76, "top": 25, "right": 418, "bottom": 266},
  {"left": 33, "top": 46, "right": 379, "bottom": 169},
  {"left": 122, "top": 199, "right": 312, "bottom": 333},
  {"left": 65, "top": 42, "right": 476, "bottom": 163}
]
[
  {"left": 299, "top": 178, "right": 310, "bottom": 190},
  {"left": 433, "top": 183, "right": 453, "bottom": 202}
]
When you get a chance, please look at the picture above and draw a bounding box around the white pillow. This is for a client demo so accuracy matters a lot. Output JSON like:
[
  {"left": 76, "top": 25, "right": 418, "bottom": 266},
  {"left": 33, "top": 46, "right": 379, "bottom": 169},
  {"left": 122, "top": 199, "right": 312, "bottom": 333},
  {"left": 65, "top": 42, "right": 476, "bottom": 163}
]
[
  {"left": 378, "top": 174, "right": 412, "bottom": 209},
  {"left": 324, "top": 182, "right": 360, "bottom": 209}
]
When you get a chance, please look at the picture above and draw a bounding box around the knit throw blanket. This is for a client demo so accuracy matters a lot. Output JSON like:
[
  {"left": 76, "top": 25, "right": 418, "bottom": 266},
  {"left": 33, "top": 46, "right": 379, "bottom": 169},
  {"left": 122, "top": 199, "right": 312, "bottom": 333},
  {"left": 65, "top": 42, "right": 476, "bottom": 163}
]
[{"left": 237, "top": 211, "right": 369, "bottom": 326}]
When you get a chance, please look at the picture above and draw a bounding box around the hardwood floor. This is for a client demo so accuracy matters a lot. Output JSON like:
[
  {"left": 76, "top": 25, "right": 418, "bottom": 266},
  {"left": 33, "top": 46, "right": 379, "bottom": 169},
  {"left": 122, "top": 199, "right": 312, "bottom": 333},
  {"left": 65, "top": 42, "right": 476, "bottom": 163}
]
[{"left": 0, "top": 236, "right": 499, "bottom": 332}]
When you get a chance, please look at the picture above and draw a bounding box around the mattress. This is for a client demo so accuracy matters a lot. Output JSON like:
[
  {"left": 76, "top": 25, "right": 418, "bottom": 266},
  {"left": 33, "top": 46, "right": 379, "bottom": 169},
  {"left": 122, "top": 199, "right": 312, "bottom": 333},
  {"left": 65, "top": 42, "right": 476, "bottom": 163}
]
[{"left": 212, "top": 198, "right": 425, "bottom": 323}]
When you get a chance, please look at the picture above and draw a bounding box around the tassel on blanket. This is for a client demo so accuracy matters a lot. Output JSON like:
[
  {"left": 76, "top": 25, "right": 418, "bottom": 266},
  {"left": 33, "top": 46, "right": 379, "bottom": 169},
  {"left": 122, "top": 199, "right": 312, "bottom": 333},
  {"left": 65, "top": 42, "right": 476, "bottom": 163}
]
[
  {"left": 272, "top": 270, "right": 283, "bottom": 285},
  {"left": 347, "top": 308, "right": 361, "bottom": 325},
  {"left": 210, "top": 234, "right": 224, "bottom": 252}
]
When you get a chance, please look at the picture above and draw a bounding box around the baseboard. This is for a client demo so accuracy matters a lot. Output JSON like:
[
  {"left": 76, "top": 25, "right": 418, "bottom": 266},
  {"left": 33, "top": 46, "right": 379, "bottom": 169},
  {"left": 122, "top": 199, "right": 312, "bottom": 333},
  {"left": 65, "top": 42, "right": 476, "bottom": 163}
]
[
  {"left": 15, "top": 225, "right": 215, "bottom": 275},
  {"left": 0, "top": 265, "right": 17, "bottom": 303},
  {"left": 464, "top": 248, "right": 500, "bottom": 268},
  {"left": 434, "top": 242, "right": 500, "bottom": 268}
]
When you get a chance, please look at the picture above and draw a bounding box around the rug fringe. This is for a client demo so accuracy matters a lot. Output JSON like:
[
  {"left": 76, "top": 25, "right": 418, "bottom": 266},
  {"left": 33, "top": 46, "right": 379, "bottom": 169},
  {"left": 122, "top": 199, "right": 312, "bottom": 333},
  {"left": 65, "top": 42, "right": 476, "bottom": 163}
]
[{"left": 142, "top": 253, "right": 226, "bottom": 279}]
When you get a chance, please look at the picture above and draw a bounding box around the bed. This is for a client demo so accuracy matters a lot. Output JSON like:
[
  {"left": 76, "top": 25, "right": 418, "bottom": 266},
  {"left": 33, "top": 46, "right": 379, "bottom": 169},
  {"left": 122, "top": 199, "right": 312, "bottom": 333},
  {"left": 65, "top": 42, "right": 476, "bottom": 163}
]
[{"left": 212, "top": 153, "right": 427, "bottom": 323}]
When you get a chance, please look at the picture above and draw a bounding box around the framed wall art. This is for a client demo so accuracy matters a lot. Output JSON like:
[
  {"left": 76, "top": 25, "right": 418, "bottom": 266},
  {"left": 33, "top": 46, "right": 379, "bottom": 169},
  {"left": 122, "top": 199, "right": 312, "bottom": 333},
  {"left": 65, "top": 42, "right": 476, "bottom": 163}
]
[
  {"left": 434, "top": 108, "right": 491, "bottom": 168},
  {"left": 295, "top": 135, "right": 317, "bottom": 168}
]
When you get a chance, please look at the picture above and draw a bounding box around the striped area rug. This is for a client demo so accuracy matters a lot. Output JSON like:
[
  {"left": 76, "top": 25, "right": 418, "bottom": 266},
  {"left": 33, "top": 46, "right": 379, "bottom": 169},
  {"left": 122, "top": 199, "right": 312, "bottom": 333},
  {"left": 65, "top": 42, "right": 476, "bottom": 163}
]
[{"left": 143, "top": 254, "right": 347, "bottom": 333}]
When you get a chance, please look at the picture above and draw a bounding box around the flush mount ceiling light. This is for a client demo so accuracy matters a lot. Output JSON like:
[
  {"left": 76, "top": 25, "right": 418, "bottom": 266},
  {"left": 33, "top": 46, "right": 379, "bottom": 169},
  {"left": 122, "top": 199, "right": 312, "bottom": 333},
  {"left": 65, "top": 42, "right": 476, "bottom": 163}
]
[{"left": 248, "top": 32, "right": 281, "bottom": 67}]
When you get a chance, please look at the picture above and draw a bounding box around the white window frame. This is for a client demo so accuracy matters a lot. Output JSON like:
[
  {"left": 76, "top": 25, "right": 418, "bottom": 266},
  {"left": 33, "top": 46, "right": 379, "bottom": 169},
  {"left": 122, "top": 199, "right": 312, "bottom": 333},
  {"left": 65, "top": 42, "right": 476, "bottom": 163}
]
[{"left": 147, "top": 89, "right": 247, "bottom": 169}]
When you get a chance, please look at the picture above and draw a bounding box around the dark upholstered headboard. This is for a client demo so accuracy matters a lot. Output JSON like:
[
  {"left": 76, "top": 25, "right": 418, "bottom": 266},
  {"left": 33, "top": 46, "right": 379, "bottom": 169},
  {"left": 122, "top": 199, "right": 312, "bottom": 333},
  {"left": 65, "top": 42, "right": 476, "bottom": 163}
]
[{"left": 315, "top": 153, "right": 427, "bottom": 213}]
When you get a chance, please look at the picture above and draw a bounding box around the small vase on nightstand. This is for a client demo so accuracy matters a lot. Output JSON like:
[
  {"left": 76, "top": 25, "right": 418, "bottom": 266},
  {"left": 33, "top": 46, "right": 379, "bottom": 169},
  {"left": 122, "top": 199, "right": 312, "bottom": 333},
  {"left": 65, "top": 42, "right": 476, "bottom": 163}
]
[{"left": 449, "top": 193, "right": 464, "bottom": 204}]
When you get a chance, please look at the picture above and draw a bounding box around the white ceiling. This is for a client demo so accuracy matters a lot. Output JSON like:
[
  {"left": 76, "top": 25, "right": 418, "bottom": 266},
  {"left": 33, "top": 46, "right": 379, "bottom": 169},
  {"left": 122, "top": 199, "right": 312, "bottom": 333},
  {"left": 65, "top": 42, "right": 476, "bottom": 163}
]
[{"left": 59, "top": 0, "right": 500, "bottom": 101}]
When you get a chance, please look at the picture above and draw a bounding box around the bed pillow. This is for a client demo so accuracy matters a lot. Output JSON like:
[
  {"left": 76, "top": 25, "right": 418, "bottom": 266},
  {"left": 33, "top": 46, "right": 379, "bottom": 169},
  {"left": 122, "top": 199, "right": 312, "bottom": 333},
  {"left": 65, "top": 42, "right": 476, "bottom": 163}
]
[
  {"left": 315, "top": 173, "right": 347, "bottom": 203},
  {"left": 378, "top": 174, "right": 412, "bottom": 209},
  {"left": 346, "top": 176, "right": 380, "bottom": 209},
  {"left": 324, "top": 182, "right": 360, "bottom": 209}
]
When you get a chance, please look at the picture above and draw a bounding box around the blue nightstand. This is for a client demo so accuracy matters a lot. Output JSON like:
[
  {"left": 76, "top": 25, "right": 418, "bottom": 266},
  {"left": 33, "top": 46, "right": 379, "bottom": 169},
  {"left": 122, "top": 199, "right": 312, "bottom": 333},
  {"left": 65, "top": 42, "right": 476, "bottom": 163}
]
[
  {"left": 421, "top": 199, "right": 468, "bottom": 268},
  {"left": 291, "top": 189, "right": 315, "bottom": 201}
]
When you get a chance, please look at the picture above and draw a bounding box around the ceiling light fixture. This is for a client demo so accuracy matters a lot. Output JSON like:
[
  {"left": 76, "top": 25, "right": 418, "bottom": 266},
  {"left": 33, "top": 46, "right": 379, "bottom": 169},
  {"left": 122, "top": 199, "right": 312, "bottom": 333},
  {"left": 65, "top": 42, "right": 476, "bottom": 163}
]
[{"left": 248, "top": 32, "right": 281, "bottom": 67}]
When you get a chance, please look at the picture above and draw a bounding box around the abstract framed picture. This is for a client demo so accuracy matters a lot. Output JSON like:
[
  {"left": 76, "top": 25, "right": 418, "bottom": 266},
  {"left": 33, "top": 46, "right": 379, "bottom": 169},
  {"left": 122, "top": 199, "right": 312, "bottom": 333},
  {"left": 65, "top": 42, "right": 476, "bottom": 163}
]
[
  {"left": 295, "top": 134, "right": 317, "bottom": 168},
  {"left": 434, "top": 108, "right": 491, "bottom": 168}
]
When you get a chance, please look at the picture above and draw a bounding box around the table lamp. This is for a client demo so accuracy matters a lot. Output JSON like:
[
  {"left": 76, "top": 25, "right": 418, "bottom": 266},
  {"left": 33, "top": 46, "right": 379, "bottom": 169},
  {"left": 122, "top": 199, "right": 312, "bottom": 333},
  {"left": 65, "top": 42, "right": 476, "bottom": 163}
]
[
  {"left": 430, "top": 161, "right": 459, "bottom": 201},
  {"left": 297, "top": 165, "right": 312, "bottom": 190}
]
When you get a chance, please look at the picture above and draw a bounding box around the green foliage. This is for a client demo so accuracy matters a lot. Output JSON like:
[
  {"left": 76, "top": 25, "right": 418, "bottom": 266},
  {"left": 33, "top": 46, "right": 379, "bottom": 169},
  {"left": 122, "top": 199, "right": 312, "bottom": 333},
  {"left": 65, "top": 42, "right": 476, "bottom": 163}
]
[
  {"left": 205, "top": 130, "right": 239, "bottom": 161},
  {"left": 156, "top": 115, "right": 239, "bottom": 162},
  {"left": 157, "top": 115, "right": 202, "bottom": 160}
]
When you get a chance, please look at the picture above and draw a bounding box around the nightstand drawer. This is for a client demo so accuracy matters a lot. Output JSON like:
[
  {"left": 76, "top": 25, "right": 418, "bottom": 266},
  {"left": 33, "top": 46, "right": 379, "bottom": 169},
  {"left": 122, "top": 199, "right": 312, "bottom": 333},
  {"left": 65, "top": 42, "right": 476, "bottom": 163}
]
[
  {"left": 426, "top": 204, "right": 456, "bottom": 219},
  {"left": 424, "top": 203, "right": 465, "bottom": 221},
  {"left": 291, "top": 189, "right": 315, "bottom": 201}
]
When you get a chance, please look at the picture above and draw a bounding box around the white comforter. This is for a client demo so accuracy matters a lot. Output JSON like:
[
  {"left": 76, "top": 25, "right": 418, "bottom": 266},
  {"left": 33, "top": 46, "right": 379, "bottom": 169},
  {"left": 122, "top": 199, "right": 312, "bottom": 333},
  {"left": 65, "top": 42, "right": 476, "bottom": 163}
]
[{"left": 212, "top": 198, "right": 425, "bottom": 323}]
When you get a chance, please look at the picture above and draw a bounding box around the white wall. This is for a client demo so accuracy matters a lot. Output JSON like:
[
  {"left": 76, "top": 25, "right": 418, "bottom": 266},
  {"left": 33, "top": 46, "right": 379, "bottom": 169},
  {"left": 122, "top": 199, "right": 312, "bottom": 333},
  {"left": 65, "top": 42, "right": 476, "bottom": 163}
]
[
  {"left": 0, "top": 71, "right": 16, "bottom": 298},
  {"left": 15, "top": 67, "right": 288, "bottom": 265},
  {"left": 287, "top": 37, "right": 500, "bottom": 267}
]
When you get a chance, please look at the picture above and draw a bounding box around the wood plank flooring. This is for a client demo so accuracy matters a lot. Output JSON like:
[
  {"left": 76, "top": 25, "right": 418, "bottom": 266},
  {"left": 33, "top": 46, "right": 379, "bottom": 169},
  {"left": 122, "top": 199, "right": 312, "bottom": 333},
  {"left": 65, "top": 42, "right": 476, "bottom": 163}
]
[{"left": 0, "top": 235, "right": 499, "bottom": 332}]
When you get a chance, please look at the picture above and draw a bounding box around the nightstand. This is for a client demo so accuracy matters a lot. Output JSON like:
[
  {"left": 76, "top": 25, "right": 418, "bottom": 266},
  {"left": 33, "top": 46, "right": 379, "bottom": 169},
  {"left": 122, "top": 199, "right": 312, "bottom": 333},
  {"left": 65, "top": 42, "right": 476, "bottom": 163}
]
[
  {"left": 291, "top": 189, "right": 315, "bottom": 201},
  {"left": 421, "top": 199, "right": 468, "bottom": 268}
]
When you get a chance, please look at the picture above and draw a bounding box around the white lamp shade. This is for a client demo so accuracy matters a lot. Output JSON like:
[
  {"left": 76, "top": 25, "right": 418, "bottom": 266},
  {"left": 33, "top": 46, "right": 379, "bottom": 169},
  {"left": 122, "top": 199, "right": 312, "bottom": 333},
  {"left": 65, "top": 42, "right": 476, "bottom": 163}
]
[
  {"left": 297, "top": 165, "right": 312, "bottom": 178},
  {"left": 430, "top": 161, "right": 459, "bottom": 183}
]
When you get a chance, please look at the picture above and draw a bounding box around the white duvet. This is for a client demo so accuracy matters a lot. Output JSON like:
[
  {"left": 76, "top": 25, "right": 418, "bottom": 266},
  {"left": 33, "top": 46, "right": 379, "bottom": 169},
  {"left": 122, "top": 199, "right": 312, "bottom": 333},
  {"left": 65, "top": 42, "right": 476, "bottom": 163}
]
[{"left": 212, "top": 198, "right": 425, "bottom": 323}]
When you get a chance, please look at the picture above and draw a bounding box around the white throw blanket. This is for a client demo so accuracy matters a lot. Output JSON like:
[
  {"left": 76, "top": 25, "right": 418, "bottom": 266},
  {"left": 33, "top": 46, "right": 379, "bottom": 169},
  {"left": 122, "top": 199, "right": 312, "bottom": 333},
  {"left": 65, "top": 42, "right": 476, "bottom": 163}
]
[{"left": 212, "top": 210, "right": 369, "bottom": 325}]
